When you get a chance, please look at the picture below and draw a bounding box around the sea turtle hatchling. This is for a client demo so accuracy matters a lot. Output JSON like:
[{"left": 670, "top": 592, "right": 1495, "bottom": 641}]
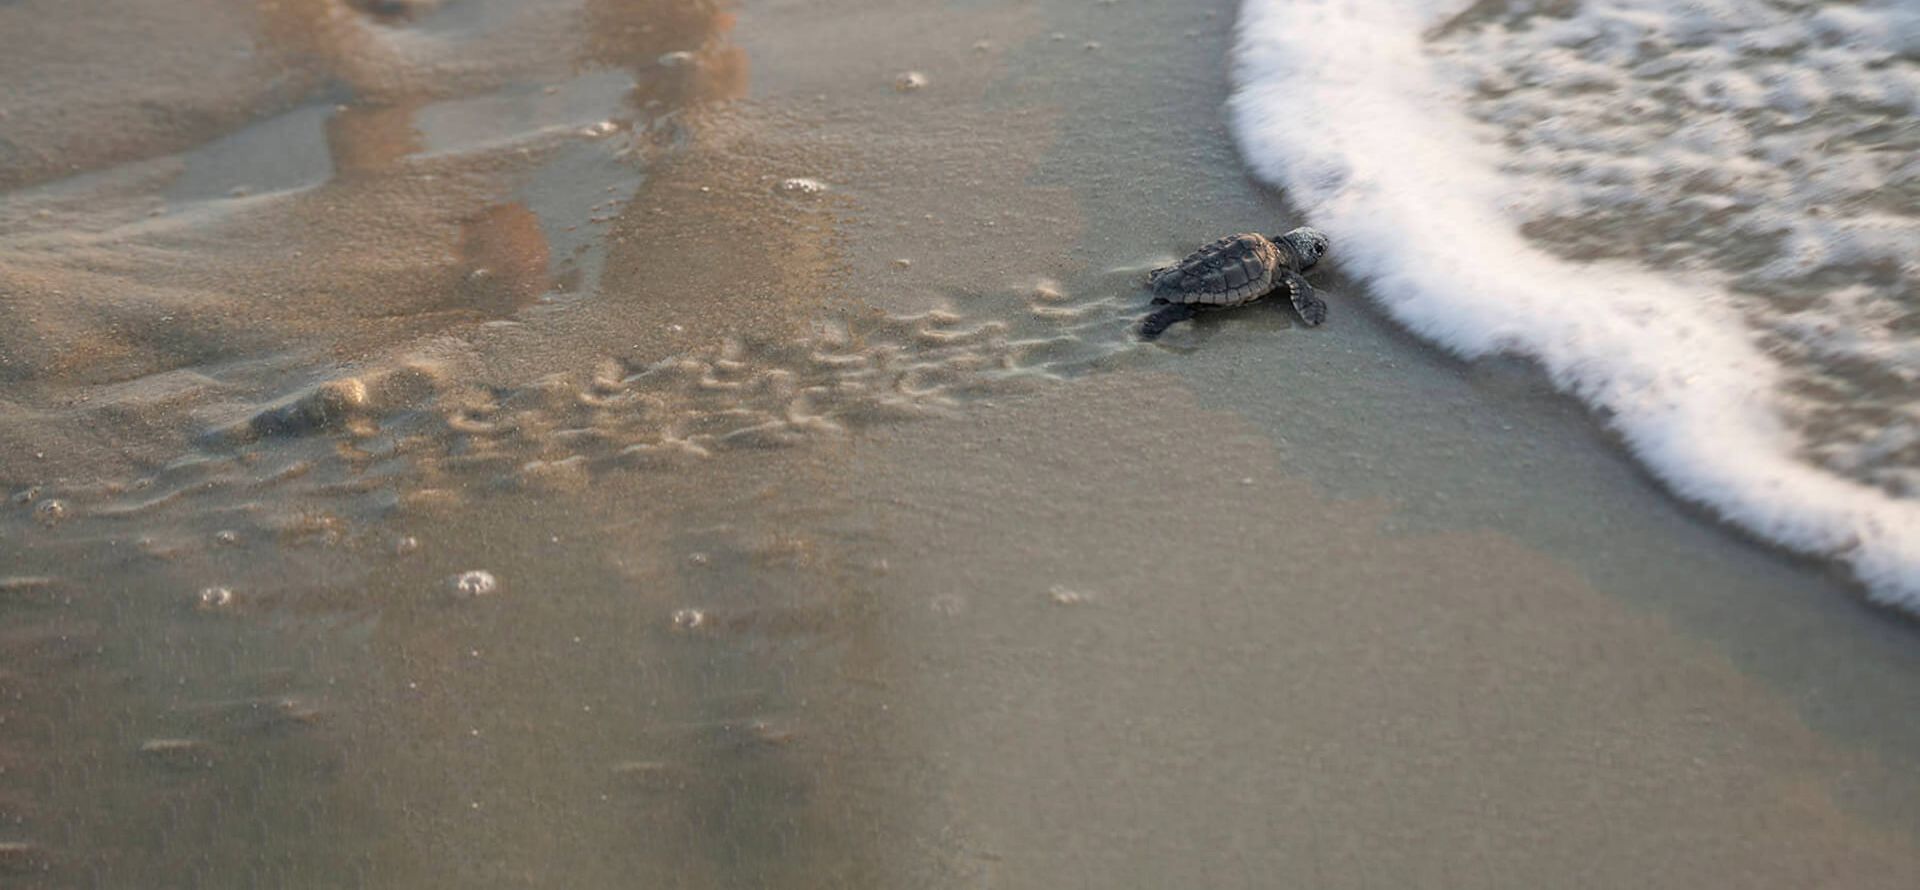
[{"left": 1139, "top": 227, "right": 1331, "bottom": 339}]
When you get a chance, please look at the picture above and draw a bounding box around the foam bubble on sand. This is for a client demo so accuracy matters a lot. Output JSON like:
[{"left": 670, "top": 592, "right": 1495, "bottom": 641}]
[{"left": 1231, "top": 0, "right": 1920, "bottom": 607}]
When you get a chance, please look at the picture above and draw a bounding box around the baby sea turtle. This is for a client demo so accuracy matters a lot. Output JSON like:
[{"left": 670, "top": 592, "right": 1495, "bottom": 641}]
[{"left": 1139, "top": 227, "right": 1331, "bottom": 339}]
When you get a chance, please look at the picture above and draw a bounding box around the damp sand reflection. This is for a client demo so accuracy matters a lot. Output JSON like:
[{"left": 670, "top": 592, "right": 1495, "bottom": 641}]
[{"left": 6, "top": 0, "right": 1920, "bottom": 887}]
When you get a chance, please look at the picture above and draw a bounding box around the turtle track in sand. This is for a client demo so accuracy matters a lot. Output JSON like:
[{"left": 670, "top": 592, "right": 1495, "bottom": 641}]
[
  {"left": 2, "top": 273, "right": 1164, "bottom": 549},
  {"left": 0, "top": 275, "right": 1163, "bottom": 886}
]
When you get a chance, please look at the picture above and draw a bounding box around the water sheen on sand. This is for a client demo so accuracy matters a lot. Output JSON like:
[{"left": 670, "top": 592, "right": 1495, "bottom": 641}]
[{"left": 5, "top": 0, "right": 1920, "bottom": 887}]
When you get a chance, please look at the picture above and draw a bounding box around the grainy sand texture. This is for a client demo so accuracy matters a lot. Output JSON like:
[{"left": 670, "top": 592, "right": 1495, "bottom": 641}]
[{"left": 2, "top": 0, "right": 1918, "bottom": 887}]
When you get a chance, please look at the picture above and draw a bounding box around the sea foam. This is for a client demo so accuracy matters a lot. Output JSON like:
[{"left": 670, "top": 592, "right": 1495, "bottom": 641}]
[{"left": 1231, "top": 0, "right": 1920, "bottom": 607}]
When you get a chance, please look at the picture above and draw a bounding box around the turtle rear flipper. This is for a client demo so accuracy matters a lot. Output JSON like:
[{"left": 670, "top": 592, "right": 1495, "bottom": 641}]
[
  {"left": 1276, "top": 269, "right": 1327, "bottom": 327},
  {"left": 1139, "top": 303, "right": 1197, "bottom": 340}
]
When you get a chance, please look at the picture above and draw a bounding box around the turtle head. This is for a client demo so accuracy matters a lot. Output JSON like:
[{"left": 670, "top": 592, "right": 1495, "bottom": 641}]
[{"left": 1271, "top": 227, "right": 1330, "bottom": 271}]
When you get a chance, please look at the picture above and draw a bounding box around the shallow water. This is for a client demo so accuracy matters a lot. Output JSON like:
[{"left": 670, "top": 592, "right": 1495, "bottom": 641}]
[
  {"left": 1437, "top": 0, "right": 1920, "bottom": 493},
  {"left": 5, "top": 0, "right": 1920, "bottom": 886},
  {"left": 1231, "top": 0, "right": 1920, "bottom": 604}
]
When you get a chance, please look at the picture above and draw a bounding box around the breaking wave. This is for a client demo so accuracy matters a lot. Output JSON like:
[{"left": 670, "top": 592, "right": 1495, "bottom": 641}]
[{"left": 1231, "top": 0, "right": 1920, "bottom": 607}]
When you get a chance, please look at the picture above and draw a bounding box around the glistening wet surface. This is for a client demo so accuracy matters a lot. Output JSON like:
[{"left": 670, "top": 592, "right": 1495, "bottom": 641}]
[{"left": 5, "top": 0, "right": 1920, "bottom": 886}]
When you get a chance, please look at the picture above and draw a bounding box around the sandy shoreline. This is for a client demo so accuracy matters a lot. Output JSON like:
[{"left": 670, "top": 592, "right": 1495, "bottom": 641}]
[
  {"left": 859, "top": 373, "right": 1920, "bottom": 887},
  {"left": 2, "top": 0, "right": 1919, "bottom": 885}
]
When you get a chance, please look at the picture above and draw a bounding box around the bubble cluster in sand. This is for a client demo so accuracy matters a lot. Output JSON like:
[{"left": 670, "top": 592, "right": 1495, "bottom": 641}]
[
  {"left": 0, "top": 841, "right": 49, "bottom": 874},
  {"left": 196, "top": 587, "right": 236, "bottom": 610},
  {"left": 449, "top": 570, "right": 498, "bottom": 598},
  {"left": 1048, "top": 584, "right": 1092, "bottom": 606},
  {"left": 139, "top": 737, "right": 215, "bottom": 769},
  {"left": 32, "top": 499, "right": 67, "bottom": 526},
  {"left": 775, "top": 177, "right": 828, "bottom": 196},
  {"left": 671, "top": 607, "right": 708, "bottom": 631}
]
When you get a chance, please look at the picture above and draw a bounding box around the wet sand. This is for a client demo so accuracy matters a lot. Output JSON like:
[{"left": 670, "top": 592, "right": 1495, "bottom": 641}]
[
  {"left": 862, "top": 375, "right": 1920, "bottom": 888},
  {"left": 3, "top": 0, "right": 1920, "bottom": 886}
]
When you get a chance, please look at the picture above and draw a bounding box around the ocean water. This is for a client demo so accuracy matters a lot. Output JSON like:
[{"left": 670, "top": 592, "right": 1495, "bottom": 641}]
[
  {"left": 1232, "top": 0, "right": 1920, "bottom": 607},
  {"left": 9, "top": 0, "right": 1920, "bottom": 885}
]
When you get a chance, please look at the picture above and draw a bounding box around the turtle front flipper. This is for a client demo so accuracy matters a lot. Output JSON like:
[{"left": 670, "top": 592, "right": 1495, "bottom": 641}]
[
  {"left": 1275, "top": 269, "right": 1327, "bottom": 327},
  {"left": 1139, "top": 303, "right": 1198, "bottom": 340}
]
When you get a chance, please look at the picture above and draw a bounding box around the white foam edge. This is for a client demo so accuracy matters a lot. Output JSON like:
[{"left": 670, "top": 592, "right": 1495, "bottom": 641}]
[{"left": 1229, "top": 0, "right": 1920, "bottom": 607}]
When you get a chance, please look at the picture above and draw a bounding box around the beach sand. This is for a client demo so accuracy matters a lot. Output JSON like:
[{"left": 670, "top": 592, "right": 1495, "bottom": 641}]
[{"left": 2, "top": 0, "right": 1919, "bottom": 886}]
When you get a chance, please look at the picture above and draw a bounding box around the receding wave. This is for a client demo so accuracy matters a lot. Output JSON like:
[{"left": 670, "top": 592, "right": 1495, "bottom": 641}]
[{"left": 1230, "top": 0, "right": 1920, "bottom": 607}]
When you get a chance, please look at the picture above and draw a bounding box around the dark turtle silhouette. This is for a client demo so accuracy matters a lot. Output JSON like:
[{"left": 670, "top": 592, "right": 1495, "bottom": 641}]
[{"left": 1139, "top": 227, "right": 1331, "bottom": 339}]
